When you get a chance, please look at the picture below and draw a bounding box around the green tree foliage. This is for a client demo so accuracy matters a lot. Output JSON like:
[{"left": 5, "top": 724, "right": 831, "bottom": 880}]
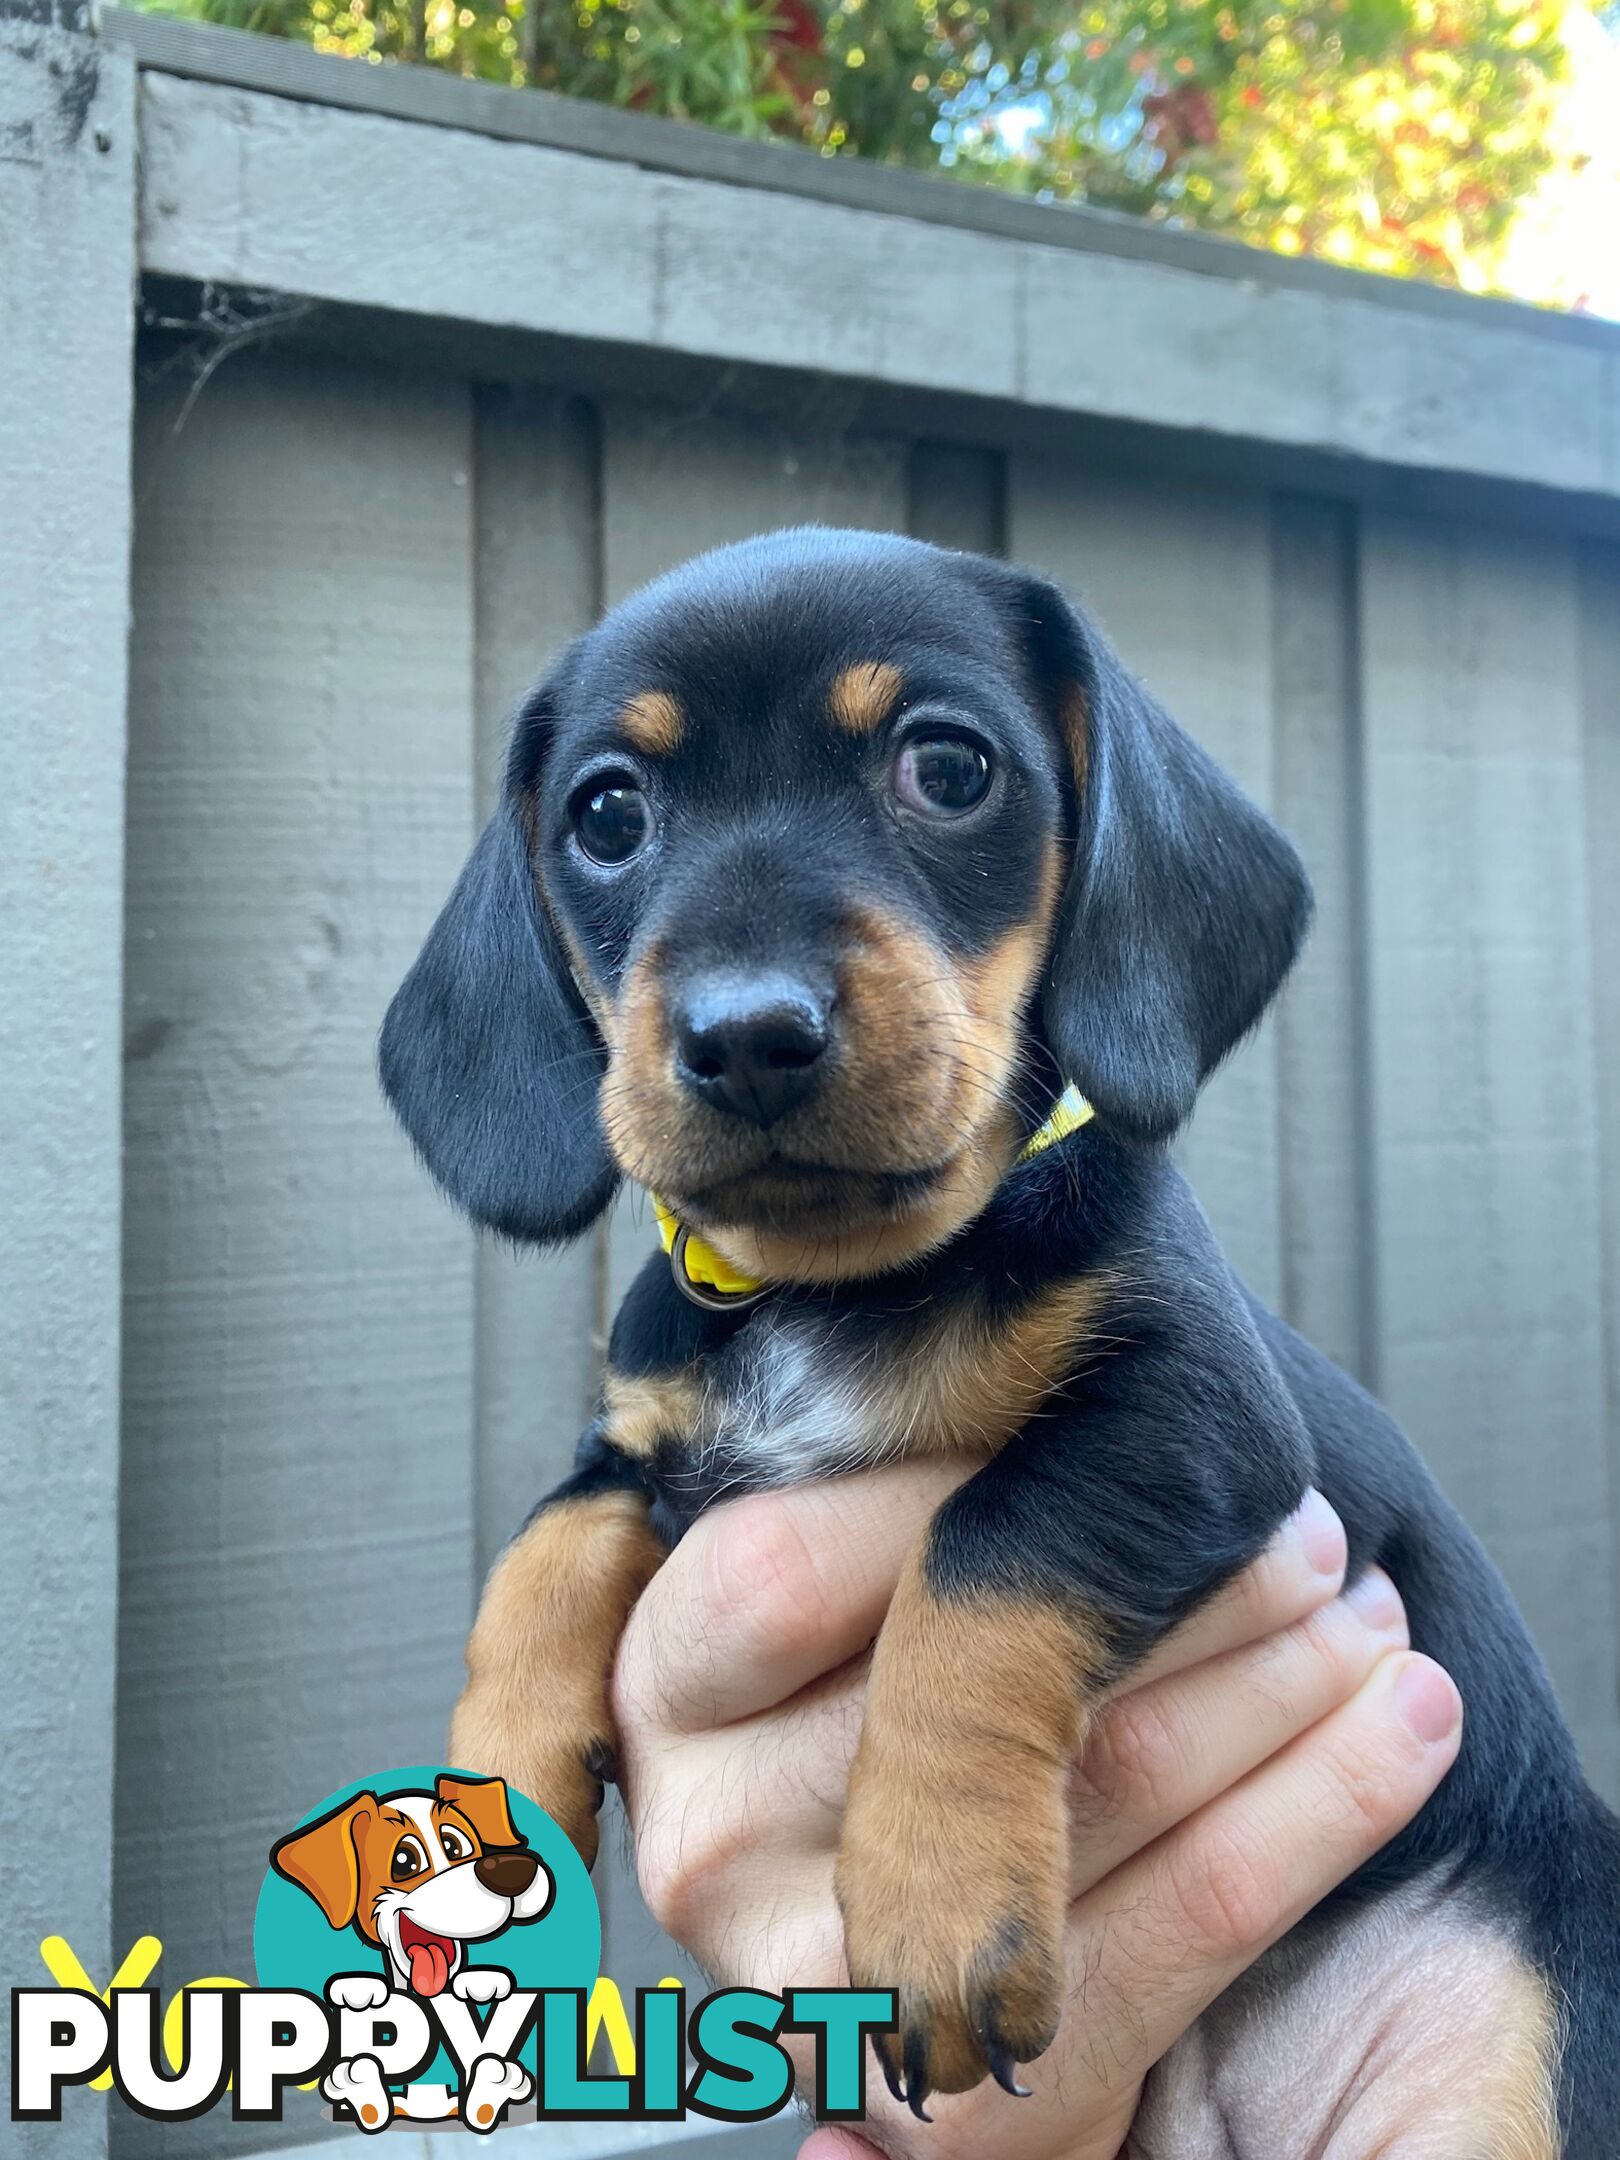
[{"left": 141, "top": 0, "right": 1582, "bottom": 294}]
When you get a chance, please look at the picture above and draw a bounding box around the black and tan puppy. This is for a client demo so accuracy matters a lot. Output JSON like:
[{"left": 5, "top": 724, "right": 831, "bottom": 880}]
[{"left": 381, "top": 527, "right": 1620, "bottom": 2150}]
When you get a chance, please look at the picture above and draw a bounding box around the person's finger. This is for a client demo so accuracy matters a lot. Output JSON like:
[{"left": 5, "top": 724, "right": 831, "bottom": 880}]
[
  {"left": 615, "top": 1461, "right": 969, "bottom": 1737},
  {"left": 635, "top": 1554, "right": 1401, "bottom": 1893},
  {"left": 1061, "top": 1651, "right": 1462, "bottom": 2088},
  {"left": 800, "top": 2133, "right": 885, "bottom": 2160},
  {"left": 1123, "top": 1488, "right": 1347, "bottom": 1693},
  {"left": 625, "top": 1494, "right": 1359, "bottom": 1890},
  {"left": 1066, "top": 1565, "right": 1408, "bottom": 1895}
]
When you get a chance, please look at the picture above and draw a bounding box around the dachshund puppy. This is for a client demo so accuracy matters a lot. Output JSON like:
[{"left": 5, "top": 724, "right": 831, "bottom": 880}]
[{"left": 381, "top": 528, "right": 1620, "bottom": 2149}]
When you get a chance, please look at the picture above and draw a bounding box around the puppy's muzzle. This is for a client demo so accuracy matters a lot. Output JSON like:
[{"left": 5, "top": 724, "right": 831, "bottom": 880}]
[
  {"left": 672, "top": 970, "right": 832, "bottom": 1128},
  {"left": 474, "top": 1848, "right": 542, "bottom": 1897}
]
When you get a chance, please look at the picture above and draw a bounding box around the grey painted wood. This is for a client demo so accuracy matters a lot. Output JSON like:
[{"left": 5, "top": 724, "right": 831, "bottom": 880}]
[
  {"left": 1007, "top": 460, "right": 1285, "bottom": 1309},
  {"left": 1270, "top": 499, "right": 1375, "bottom": 1382},
  {"left": 1578, "top": 543, "right": 1620, "bottom": 1725},
  {"left": 103, "top": 7, "right": 1620, "bottom": 360},
  {"left": 470, "top": 386, "right": 604, "bottom": 1583},
  {"left": 1359, "top": 513, "right": 1618, "bottom": 1800},
  {"left": 133, "top": 71, "right": 1620, "bottom": 515},
  {"left": 116, "top": 352, "right": 480, "bottom": 2156},
  {"left": 906, "top": 441, "right": 1005, "bottom": 556},
  {"left": 0, "top": 21, "right": 135, "bottom": 2158}
]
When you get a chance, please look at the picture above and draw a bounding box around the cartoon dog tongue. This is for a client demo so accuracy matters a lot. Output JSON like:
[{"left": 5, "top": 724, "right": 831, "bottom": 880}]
[{"left": 403, "top": 1927, "right": 452, "bottom": 1996}]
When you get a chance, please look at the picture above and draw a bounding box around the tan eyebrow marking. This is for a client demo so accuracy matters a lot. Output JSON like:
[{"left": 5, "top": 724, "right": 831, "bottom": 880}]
[
  {"left": 618, "top": 690, "right": 684, "bottom": 756},
  {"left": 829, "top": 661, "right": 903, "bottom": 734}
]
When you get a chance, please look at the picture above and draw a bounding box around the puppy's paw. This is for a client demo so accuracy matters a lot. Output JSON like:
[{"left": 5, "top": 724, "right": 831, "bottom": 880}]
[
  {"left": 836, "top": 1726, "right": 1069, "bottom": 2115},
  {"left": 452, "top": 1965, "right": 513, "bottom": 2005},
  {"left": 323, "top": 2055, "right": 393, "bottom": 2132},
  {"left": 461, "top": 2055, "right": 532, "bottom": 2132},
  {"left": 326, "top": 1973, "right": 391, "bottom": 2013},
  {"left": 449, "top": 1689, "right": 608, "bottom": 1869}
]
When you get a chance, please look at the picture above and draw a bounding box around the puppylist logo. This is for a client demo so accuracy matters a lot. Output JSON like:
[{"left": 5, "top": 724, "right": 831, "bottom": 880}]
[{"left": 10, "top": 1766, "right": 895, "bottom": 2132}]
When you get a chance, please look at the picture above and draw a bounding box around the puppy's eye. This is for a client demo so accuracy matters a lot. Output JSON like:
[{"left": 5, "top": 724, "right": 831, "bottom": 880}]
[
  {"left": 439, "top": 1829, "right": 470, "bottom": 1862},
  {"left": 573, "top": 780, "right": 650, "bottom": 866},
  {"left": 893, "top": 735, "right": 993, "bottom": 816},
  {"left": 391, "top": 1836, "right": 428, "bottom": 1881}
]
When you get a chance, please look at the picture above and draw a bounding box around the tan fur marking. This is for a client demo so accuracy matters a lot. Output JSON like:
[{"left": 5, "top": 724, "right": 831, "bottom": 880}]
[
  {"left": 450, "top": 1490, "right": 665, "bottom": 1865},
  {"left": 1484, "top": 1963, "right": 1563, "bottom": 2160},
  {"left": 869, "top": 1274, "right": 1111, "bottom": 1463},
  {"left": 618, "top": 690, "right": 684, "bottom": 756},
  {"left": 603, "top": 1368, "right": 702, "bottom": 1460},
  {"left": 1059, "top": 683, "right": 1090, "bottom": 800},
  {"left": 839, "top": 1556, "right": 1107, "bottom": 2094},
  {"left": 828, "top": 661, "right": 903, "bottom": 734}
]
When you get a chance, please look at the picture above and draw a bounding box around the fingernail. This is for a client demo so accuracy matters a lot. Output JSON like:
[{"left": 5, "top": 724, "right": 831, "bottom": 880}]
[
  {"left": 1393, "top": 1656, "right": 1462, "bottom": 1746},
  {"left": 1345, "top": 1565, "right": 1405, "bottom": 1636},
  {"left": 1287, "top": 1489, "right": 1346, "bottom": 1581}
]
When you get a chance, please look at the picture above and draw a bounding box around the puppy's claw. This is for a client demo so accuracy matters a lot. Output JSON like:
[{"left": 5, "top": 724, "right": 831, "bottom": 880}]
[
  {"left": 876, "top": 2043, "right": 906, "bottom": 2110},
  {"left": 986, "top": 2041, "right": 1031, "bottom": 2099},
  {"left": 902, "top": 2031, "right": 933, "bottom": 2122}
]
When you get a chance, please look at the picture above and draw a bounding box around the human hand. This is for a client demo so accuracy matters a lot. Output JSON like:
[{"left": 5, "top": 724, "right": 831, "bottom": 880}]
[{"left": 612, "top": 1469, "right": 1461, "bottom": 2160}]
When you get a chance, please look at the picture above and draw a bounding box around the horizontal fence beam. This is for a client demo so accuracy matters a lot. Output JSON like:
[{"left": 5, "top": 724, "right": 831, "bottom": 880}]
[
  {"left": 94, "top": 6, "right": 1620, "bottom": 355},
  {"left": 116, "top": 16, "right": 1620, "bottom": 525}
]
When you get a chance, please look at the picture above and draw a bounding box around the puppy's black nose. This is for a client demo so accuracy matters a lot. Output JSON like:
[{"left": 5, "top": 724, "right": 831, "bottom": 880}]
[
  {"left": 673, "top": 973, "right": 831, "bottom": 1127},
  {"left": 474, "top": 1848, "right": 539, "bottom": 1897}
]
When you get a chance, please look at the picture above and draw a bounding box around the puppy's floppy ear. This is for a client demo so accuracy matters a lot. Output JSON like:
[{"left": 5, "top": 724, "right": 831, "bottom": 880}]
[
  {"left": 436, "top": 1773, "right": 521, "bottom": 1850},
  {"left": 1010, "top": 569, "right": 1312, "bottom": 1143},
  {"left": 379, "top": 688, "right": 618, "bottom": 1244},
  {"left": 270, "top": 1793, "right": 378, "bottom": 1930}
]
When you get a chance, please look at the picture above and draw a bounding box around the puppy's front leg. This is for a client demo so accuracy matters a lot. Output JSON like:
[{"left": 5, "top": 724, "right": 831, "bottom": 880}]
[
  {"left": 837, "top": 1539, "right": 1100, "bottom": 2110},
  {"left": 837, "top": 1284, "right": 1311, "bottom": 2113},
  {"left": 452, "top": 1433, "right": 665, "bottom": 1867}
]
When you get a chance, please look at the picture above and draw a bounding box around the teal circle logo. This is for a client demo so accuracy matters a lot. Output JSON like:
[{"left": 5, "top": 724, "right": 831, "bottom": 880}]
[{"left": 254, "top": 1766, "right": 599, "bottom": 2092}]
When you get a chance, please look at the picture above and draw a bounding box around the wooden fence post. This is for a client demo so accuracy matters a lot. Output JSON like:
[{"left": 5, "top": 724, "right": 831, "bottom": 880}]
[{"left": 0, "top": 5, "right": 136, "bottom": 2152}]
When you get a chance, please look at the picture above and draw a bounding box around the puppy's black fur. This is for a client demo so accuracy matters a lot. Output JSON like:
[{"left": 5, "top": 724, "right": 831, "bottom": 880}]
[{"left": 383, "top": 528, "right": 1620, "bottom": 2147}]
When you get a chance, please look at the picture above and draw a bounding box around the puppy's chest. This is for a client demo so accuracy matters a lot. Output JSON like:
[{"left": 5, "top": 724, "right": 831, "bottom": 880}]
[{"left": 605, "top": 1273, "right": 1103, "bottom": 1519}]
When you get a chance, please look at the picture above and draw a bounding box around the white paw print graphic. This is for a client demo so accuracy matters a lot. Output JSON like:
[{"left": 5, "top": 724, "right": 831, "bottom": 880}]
[
  {"left": 326, "top": 1973, "right": 391, "bottom": 2013},
  {"left": 461, "top": 2055, "right": 532, "bottom": 2133},
  {"left": 451, "top": 1965, "right": 513, "bottom": 2005},
  {"left": 323, "top": 2055, "right": 392, "bottom": 2133}
]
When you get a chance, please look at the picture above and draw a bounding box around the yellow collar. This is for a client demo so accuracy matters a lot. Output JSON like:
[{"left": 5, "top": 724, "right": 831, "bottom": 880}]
[{"left": 654, "top": 1084, "right": 1095, "bottom": 1310}]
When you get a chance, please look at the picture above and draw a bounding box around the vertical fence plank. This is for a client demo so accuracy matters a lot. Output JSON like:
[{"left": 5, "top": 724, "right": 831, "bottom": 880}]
[
  {"left": 1360, "top": 513, "right": 1617, "bottom": 1800},
  {"left": 591, "top": 396, "right": 907, "bottom": 1998},
  {"left": 1579, "top": 540, "right": 1620, "bottom": 1774},
  {"left": 1007, "top": 460, "right": 1284, "bottom": 1307},
  {"left": 1271, "top": 498, "right": 1374, "bottom": 1382},
  {"left": 470, "top": 388, "right": 604, "bottom": 1585},
  {"left": 116, "top": 352, "right": 479, "bottom": 2156},
  {"left": 0, "top": 19, "right": 134, "bottom": 2156},
  {"left": 907, "top": 442, "right": 1005, "bottom": 555},
  {"left": 597, "top": 400, "right": 909, "bottom": 1312}
]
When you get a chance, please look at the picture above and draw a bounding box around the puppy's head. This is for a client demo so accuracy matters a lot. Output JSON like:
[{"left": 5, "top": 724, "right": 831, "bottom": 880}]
[{"left": 381, "top": 529, "right": 1310, "bottom": 1279}]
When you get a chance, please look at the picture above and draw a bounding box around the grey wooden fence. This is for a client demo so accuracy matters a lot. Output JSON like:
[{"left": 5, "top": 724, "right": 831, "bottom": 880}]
[{"left": 4, "top": 5, "right": 1619, "bottom": 2155}]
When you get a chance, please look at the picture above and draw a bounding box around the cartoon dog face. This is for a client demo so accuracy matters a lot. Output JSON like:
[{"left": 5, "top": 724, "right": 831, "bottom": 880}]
[{"left": 270, "top": 1773, "right": 553, "bottom": 1997}]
